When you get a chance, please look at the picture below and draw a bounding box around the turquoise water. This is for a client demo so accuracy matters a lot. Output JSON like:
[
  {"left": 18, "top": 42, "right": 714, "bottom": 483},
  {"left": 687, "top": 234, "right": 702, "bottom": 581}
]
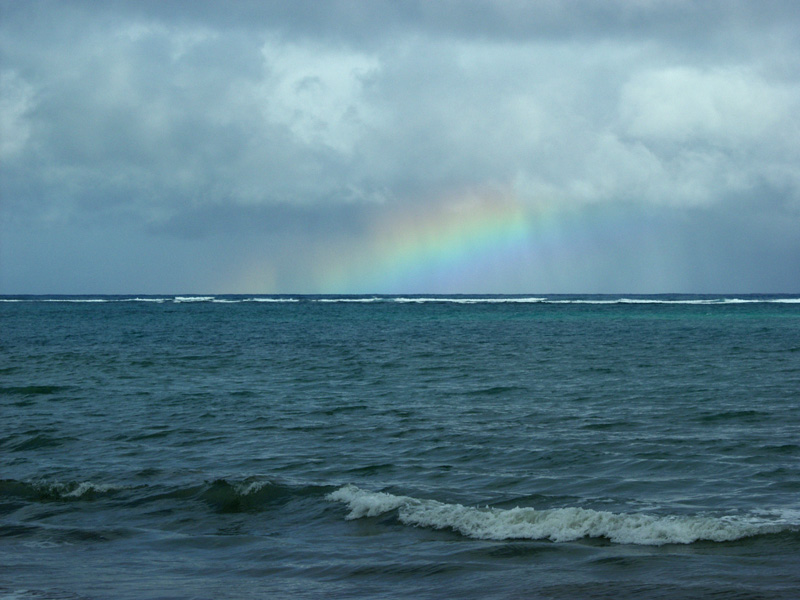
[{"left": 1, "top": 295, "right": 799, "bottom": 599}]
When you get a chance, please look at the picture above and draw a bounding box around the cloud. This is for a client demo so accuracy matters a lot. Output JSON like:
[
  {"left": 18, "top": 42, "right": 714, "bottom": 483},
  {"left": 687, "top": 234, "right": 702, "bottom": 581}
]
[
  {"left": 1, "top": 0, "right": 799, "bottom": 292},
  {"left": 0, "top": 70, "right": 35, "bottom": 159},
  {"left": 253, "top": 37, "right": 381, "bottom": 154},
  {"left": 615, "top": 66, "right": 800, "bottom": 206},
  {"left": 621, "top": 67, "right": 786, "bottom": 143}
]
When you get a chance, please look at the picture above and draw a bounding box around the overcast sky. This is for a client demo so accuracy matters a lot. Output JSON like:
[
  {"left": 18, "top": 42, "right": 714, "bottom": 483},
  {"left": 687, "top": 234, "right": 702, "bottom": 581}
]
[{"left": 1, "top": 0, "right": 799, "bottom": 294}]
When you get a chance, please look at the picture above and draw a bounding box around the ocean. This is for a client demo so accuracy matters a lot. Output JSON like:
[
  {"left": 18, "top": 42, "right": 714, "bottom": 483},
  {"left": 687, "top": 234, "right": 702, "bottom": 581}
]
[{"left": 1, "top": 294, "right": 799, "bottom": 599}]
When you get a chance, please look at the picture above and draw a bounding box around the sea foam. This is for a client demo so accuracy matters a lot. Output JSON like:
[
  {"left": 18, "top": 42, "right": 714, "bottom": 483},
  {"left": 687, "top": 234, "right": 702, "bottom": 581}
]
[
  {"left": 393, "top": 297, "right": 546, "bottom": 304},
  {"left": 327, "top": 485, "right": 788, "bottom": 545},
  {"left": 173, "top": 296, "right": 215, "bottom": 302}
]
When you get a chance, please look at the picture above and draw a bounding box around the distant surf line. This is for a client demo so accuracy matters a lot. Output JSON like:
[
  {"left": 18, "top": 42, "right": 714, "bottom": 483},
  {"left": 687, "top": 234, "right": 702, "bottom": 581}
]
[{"left": 2, "top": 295, "right": 799, "bottom": 304}]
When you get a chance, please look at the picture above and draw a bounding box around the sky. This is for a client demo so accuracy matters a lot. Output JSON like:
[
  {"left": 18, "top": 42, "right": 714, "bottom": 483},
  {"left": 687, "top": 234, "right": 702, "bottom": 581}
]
[{"left": 1, "top": 0, "right": 799, "bottom": 294}]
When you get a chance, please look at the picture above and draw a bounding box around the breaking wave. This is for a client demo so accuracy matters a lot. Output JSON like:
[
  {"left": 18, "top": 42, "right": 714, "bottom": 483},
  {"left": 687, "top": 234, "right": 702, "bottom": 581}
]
[
  {"left": 392, "top": 297, "right": 547, "bottom": 303},
  {"left": 326, "top": 485, "right": 795, "bottom": 546}
]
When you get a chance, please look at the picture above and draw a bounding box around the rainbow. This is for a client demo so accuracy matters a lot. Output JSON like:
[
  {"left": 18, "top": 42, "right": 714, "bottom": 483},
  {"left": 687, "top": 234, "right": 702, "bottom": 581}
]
[
  {"left": 319, "top": 187, "right": 538, "bottom": 293},
  {"left": 221, "top": 187, "right": 676, "bottom": 293}
]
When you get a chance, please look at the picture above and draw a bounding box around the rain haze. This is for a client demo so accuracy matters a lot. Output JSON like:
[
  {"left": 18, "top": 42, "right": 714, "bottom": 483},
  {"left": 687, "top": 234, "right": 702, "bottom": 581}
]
[{"left": 1, "top": 0, "right": 799, "bottom": 294}]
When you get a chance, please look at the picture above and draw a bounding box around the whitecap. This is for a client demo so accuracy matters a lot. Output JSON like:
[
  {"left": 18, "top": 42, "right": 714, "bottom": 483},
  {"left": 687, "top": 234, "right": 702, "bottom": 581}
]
[
  {"left": 30, "top": 481, "right": 123, "bottom": 499},
  {"left": 42, "top": 298, "right": 108, "bottom": 303},
  {"left": 392, "top": 297, "right": 545, "bottom": 304},
  {"left": 316, "top": 298, "right": 382, "bottom": 303},
  {"left": 327, "top": 485, "right": 788, "bottom": 545},
  {"left": 232, "top": 480, "right": 272, "bottom": 496},
  {"left": 173, "top": 296, "right": 215, "bottom": 302},
  {"left": 61, "top": 482, "right": 120, "bottom": 498}
]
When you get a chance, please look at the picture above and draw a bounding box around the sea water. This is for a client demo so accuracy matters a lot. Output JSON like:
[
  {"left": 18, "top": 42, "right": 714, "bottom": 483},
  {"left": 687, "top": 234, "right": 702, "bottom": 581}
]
[{"left": 1, "top": 295, "right": 799, "bottom": 599}]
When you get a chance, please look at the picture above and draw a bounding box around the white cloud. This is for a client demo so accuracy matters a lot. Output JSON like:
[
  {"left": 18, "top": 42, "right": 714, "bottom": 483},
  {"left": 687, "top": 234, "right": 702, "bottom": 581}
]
[
  {"left": 619, "top": 66, "right": 792, "bottom": 145},
  {"left": 0, "top": 70, "right": 35, "bottom": 159},
  {"left": 252, "top": 38, "right": 381, "bottom": 155},
  {"left": 613, "top": 66, "right": 800, "bottom": 205}
]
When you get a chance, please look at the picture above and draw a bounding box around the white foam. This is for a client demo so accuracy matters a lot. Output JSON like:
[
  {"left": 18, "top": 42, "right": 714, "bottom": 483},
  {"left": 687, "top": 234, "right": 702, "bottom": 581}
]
[
  {"left": 327, "top": 486, "right": 410, "bottom": 517},
  {"left": 392, "top": 297, "right": 546, "bottom": 304},
  {"left": 173, "top": 296, "right": 215, "bottom": 302},
  {"left": 547, "top": 299, "right": 718, "bottom": 305},
  {"left": 61, "top": 482, "right": 119, "bottom": 498},
  {"left": 317, "top": 298, "right": 382, "bottom": 303},
  {"left": 42, "top": 298, "right": 109, "bottom": 303},
  {"left": 233, "top": 480, "right": 272, "bottom": 496},
  {"left": 754, "top": 507, "right": 800, "bottom": 523},
  {"left": 32, "top": 481, "right": 122, "bottom": 499},
  {"left": 327, "top": 485, "right": 787, "bottom": 545},
  {"left": 547, "top": 298, "right": 800, "bottom": 305}
]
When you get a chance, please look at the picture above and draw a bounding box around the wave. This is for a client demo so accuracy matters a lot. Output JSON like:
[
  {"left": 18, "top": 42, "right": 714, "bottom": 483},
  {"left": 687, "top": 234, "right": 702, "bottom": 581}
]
[
  {"left": 0, "top": 385, "right": 70, "bottom": 396},
  {"left": 41, "top": 298, "right": 109, "bottom": 303},
  {"left": 392, "top": 297, "right": 547, "bottom": 304},
  {"left": 173, "top": 296, "right": 215, "bottom": 302},
  {"left": 0, "top": 479, "right": 125, "bottom": 501},
  {"left": 326, "top": 485, "right": 795, "bottom": 546},
  {"left": 191, "top": 478, "right": 327, "bottom": 513},
  {"left": 5, "top": 478, "right": 798, "bottom": 545},
  {"left": 6, "top": 433, "right": 76, "bottom": 452},
  {"left": 545, "top": 298, "right": 800, "bottom": 305},
  {"left": 0, "top": 477, "right": 329, "bottom": 513},
  {"left": 317, "top": 297, "right": 383, "bottom": 303}
]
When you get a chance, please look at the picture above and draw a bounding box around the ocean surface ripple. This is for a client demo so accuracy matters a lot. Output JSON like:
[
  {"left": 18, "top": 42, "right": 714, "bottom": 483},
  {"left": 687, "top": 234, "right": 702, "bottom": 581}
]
[{"left": 1, "top": 294, "right": 799, "bottom": 599}]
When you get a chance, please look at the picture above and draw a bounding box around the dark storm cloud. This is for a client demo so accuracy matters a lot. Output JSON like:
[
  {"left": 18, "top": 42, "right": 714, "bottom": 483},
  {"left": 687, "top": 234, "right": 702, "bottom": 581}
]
[{"left": 1, "top": 0, "right": 799, "bottom": 292}]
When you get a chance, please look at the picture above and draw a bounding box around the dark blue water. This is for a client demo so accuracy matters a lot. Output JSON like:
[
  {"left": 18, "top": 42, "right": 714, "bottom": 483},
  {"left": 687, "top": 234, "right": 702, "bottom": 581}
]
[{"left": 2, "top": 295, "right": 799, "bottom": 599}]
